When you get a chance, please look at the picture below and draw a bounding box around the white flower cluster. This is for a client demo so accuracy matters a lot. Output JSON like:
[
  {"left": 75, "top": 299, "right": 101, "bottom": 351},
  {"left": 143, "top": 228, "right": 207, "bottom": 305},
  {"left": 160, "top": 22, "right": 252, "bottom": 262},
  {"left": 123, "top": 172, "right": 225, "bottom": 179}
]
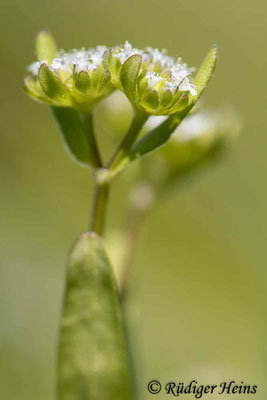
[
  {"left": 144, "top": 70, "right": 196, "bottom": 96},
  {"left": 114, "top": 41, "right": 197, "bottom": 96},
  {"left": 27, "top": 46, "right": 108, "bottom": 76},
  {"left": 27, "top": 40, "right": 196, "bottom": 97},
  {"left": 113, "top": 41, "right": 143, "bottom": 64},
  {"left": 113, "top": 41, "right": 174, "bottom": 68},
  {"left": 145, "top": 47, "right": 174, "bottom": 68}
]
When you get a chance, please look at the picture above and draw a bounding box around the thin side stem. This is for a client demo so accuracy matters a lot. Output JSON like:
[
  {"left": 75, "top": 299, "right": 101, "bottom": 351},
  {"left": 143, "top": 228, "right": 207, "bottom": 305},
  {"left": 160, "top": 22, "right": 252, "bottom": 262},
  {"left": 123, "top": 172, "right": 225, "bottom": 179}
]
[
  {"left": 108, "top": 111, "right": 148, "bottom": 170},
  {"left": 89, "top": 111, "right": 147, "bottom": 236},
  {"left": 84, "top": 113, "right": 103, "bottom": 168},
  {"left": 119, "top": 183, "right": 155, "bottom": 300},
  {"left": 90, "top": 172, "right": 110, "bottom": 236},
  {"left": 119, "top": 208, "right": 148, "bottom": 301}
]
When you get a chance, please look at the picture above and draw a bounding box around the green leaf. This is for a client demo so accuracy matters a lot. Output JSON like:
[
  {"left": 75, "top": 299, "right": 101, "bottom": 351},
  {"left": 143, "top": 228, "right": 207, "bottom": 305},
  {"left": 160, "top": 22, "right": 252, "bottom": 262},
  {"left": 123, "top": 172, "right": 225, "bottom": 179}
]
[
  {"left": 98, "top": 69, "right": 111, "bottom": 93},
  {"left": 91, "top": 67, "right": 104, "bottom": 90},
  {"left": 38, "top": 64, "right": 72, "bottom": 105},
  {"left": 142, "top": 90, "right": 159, "bottom": 111},
  {"left": 160, "top": 89, "right": 173, "bottom": 108},
  {"left": 52, "top": 107, "right": 101, "bottom": 168},
  {"left": 35, "top": 31, "right": 57, "bottom": 63},
  {"left": 130, "top": 114, "right": 179, "bottom": 160},
  {"left": 171, "top": 93, "right": 189, "bottom": 113},
  {"left": 58, "top": 233, "right": 133, "bottom": 400},
  {"left": 23, "top": 77, "right": 54, "bottom": 105},
  {"left": 102, "top": 49, "right": 112, "bottom": 69},
  {"left": 189, "top": 46, "right": 218, "bottom": 106},
  {"left": 120, "top": 54, "right": 142, "bottom": 107},
  {"left": 75, "top": 71, "right": 91, "bottom": 93}
]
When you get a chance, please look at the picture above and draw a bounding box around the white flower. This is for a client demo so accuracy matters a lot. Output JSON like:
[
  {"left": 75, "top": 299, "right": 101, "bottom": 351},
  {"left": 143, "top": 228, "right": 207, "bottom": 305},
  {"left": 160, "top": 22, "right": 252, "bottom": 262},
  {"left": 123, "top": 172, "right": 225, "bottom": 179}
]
[
  {"left": 146, "top": 71, "right": 164, "bottom": 88},
  {"left": 27, "top": 46, "right": 108, "bottom": 76},
  {"left": 144, "top": 66, "right": 196, "bottom": 96},
  {"left": 179, "top": 78, "right": 197, "bottom": 96},
  {"left": 114, "top": 41, "right": 142, "bottom": 64},
  {"left": 27, "top": 61, "right": 45, "bottom": 75},
  {"left": 144, "top": 47, "right": 174, "bottom": 68}
]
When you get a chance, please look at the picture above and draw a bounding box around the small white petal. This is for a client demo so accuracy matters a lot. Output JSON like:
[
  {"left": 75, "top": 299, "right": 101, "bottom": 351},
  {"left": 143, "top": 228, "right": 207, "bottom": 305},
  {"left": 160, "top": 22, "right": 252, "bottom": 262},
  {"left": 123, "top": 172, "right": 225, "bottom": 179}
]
[
  {"left": 27, "top": 61, "right": 42, "bottom": 75},
  {"left": 146, "top": 71, "right": 163, "bottom": 88},
  {"left": 179, "top": 77, "right": 197, "bottom": 96}
]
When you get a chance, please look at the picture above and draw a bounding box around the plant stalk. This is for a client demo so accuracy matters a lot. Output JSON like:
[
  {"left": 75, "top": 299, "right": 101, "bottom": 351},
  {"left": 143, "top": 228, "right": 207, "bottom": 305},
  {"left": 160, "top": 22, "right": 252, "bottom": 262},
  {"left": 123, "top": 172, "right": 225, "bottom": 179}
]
[
  {"left": 108, "top": 111, "right": 148, "bottom": 170},
  {"left": 119, "top": 183, "right": 155, "bottom": 300},
  {"left": 84, "top": 112, "right": 103, "bottom": 168},
  {"left": 90, "top": 172, "right": 110, "bottom": 236}
]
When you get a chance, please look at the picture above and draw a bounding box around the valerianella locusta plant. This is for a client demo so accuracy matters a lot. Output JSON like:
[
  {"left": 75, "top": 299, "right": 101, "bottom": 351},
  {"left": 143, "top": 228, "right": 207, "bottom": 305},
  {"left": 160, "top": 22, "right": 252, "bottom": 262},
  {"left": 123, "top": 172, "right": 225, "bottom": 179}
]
[{"left": 23, "top": 31, "right": 222, "bottom": 400}]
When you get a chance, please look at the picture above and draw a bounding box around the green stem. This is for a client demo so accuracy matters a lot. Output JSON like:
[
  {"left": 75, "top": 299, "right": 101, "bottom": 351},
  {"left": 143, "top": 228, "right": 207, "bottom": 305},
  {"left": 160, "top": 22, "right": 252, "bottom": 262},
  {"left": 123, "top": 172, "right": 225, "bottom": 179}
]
[
  {"left": 90, "top": 171, "right": 110, "bottom": 235},
  {"left": 108, "top": 111, "right": 148, "bottom": 170},
  {"left": 84, "top": 113, "right": 103, "bottom": 168},
  {"left": 119, "top": 183, "right": 155, "bottom": 301}
]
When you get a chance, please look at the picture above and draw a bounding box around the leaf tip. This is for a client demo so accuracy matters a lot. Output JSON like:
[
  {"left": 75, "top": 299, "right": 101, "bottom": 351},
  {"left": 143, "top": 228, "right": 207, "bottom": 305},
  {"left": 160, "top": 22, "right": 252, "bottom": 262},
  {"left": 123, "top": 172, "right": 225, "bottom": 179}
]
[{"left": 35, "top": 30, "right": 58, "bottom": 63}]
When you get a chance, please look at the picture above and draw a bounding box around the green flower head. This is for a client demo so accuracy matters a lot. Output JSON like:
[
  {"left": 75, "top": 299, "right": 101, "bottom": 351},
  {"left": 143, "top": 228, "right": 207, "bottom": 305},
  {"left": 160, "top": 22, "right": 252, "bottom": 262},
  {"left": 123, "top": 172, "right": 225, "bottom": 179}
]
[
  {"left": 24, "top": 32, "right": 114, "bottom": 112},
  {"left": 25, "top": 32, "right": 217, "bottom": 120},
  {"left": 109, "top": 41, "right": 197, "bottom": 115},
  {"left": 24, "top": 32, "right": 218, "bottom": 173}
]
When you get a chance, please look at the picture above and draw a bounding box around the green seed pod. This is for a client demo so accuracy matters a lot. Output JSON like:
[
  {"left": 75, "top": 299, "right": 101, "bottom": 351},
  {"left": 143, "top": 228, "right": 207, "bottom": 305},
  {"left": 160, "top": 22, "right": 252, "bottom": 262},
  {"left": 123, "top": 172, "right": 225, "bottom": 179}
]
[{"left": 58, "top": 232, "right": 132, "bottom": 400}]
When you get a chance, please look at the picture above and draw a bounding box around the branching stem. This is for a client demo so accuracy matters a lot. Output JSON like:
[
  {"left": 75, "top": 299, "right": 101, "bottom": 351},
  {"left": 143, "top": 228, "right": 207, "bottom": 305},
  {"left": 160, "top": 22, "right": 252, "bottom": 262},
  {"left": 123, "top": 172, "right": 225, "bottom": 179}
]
[
  {"left": 108, "top": 111, "right": 148, "bottom": 170},
  {"left": 90, "top": 111, "right": 148, "bottom": 236}
]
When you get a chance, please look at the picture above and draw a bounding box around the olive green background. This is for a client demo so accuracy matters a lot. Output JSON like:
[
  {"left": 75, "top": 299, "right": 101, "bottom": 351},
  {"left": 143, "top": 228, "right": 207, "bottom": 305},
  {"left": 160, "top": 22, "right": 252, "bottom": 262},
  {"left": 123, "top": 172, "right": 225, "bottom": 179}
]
[{"left": 0, "top": 0, "right": 266, "bottom": 399}]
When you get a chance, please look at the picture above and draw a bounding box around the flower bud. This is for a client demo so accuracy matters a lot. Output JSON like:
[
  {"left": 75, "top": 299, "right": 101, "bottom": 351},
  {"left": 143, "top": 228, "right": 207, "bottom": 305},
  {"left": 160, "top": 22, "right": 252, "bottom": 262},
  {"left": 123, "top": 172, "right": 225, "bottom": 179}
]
[{"left": 152, "top": 109, "right": 241, "bottom": 180}]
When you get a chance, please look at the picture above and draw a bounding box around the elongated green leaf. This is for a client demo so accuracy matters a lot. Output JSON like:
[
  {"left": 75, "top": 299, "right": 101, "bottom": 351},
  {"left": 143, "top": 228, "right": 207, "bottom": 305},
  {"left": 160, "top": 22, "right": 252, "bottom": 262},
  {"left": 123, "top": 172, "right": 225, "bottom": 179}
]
[
  {"left": 52, "top": 107, "right": 101, "bottom": 168},
  {"left": 189, "top": 46, "right": 218, "bottom": 106},
  {"left": 35, "top": 31, "right": 57, "bottom": 63},
  {"left": 130, "top": 114, "right": 179, "bottom": 160},
  {"left": 120, "top": 55, "right": 142, "bottom": 106},
  {"left": 38, "top": 64, "right": 72, "bottom": 105},
  {"left": 142, "top": 90, "right": 159, "bottom": 111},
  {"left": 102, "top": 49, "right": 112, "bottom": 69},
  {"left": 23, "top": 77, "right": 54, "bottom": 105},
  {"left": 58, "top": 232, "right": 132, "bottom": 400},
  {"left": 160, "top": 89, "right": 173, "bottom": 108},
  {"left": 98, "top": 69, "right": 111, "bottom": 93}
]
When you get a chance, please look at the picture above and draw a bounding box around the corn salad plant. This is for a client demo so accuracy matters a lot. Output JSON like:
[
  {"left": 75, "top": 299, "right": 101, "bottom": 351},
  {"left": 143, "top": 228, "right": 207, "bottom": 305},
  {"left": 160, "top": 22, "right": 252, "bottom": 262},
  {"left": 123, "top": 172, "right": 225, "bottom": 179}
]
[{"left": 23, "top": 31, "right": 234, "bottom": 400}]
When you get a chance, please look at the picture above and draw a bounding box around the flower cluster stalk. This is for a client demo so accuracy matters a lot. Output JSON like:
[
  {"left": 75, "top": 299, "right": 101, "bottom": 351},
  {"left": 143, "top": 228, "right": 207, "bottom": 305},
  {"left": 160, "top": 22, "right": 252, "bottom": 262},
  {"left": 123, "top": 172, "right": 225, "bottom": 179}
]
[{"left": 108, "top": 112, "right": 148, "bottom": 170}]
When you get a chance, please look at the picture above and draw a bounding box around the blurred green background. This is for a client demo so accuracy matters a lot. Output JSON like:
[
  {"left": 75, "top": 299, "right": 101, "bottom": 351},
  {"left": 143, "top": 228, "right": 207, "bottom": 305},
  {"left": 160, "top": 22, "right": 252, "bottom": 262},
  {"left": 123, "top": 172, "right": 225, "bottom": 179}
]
[{"left": 0, "top": 0, "right": 266, "bottom": 399}]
